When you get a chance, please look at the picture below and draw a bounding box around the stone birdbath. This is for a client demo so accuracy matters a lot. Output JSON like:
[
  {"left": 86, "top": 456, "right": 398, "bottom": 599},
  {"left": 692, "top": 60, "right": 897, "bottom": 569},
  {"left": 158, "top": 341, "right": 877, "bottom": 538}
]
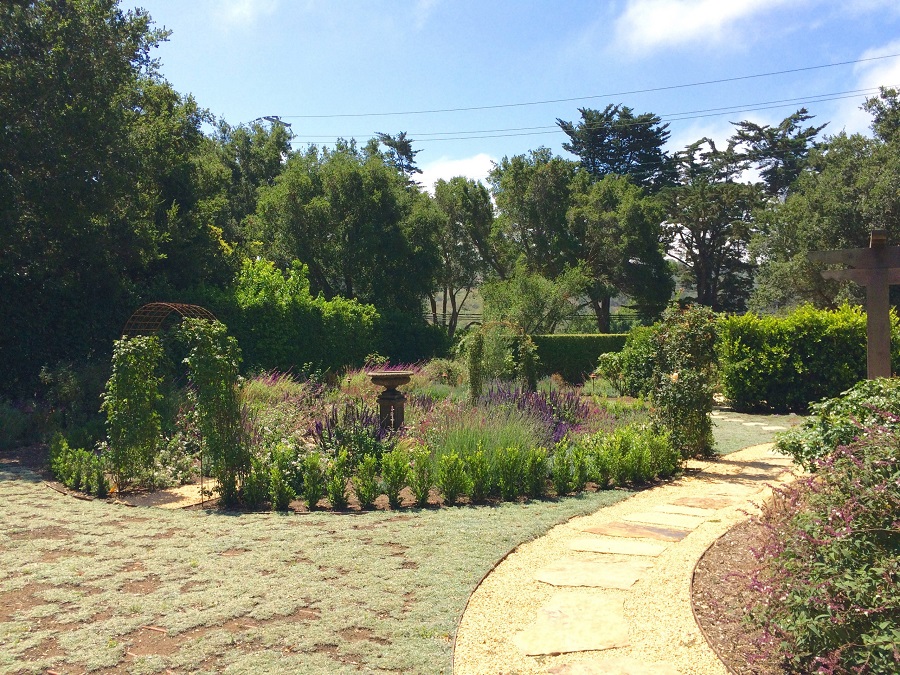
[{"left": 368, "top": 370, "right": 413, "bottom": 430}]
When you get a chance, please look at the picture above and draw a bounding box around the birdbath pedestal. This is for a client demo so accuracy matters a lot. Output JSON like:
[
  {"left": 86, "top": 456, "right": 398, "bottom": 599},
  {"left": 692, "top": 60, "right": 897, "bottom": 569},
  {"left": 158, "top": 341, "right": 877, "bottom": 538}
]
[{"left": 368, "top": 371, "right": 413, "bottom": 430}]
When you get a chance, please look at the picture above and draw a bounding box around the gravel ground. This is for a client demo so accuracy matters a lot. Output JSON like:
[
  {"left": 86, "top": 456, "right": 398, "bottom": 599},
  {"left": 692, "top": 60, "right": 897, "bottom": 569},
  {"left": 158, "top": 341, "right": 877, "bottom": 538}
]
[{"left": 453, "top": 444, "right": 798, "bottom": 675}]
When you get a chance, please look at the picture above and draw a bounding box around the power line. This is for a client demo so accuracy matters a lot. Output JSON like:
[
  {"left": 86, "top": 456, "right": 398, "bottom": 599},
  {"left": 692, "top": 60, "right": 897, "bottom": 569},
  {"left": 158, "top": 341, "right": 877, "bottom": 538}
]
[
  {"left": 276, "top": 53, "right": 900, "bottom": 120},
  {"left": 286, "top": 87, "right": 882, "bottom": 142},
  {"left": 287, "top": 86, "right": 891, "bottom": 146}
]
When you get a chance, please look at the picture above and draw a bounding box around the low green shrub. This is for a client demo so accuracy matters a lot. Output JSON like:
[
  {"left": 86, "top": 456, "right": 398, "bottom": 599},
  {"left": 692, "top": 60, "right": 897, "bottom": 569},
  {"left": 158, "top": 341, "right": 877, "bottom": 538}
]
[
  {"left": 409, "top": 446, "right": 434, "bottom": 507},
  {"left": 326, "top": 449, "right": 351, "bottom": 510},
  {"left": 750, "top": 428, "right": 900, "bottom": 673},
  {"left": 576, "top": 424, "right": 679, "bottom": 489},
  {"left": 465, "top": 447, "right": 493, "bottom": 503},
  {"left": 570, "top": 442, "right": 589, "bottom": 492},
  {"left": 301, "top": 452, "right": 326, "bottom": 510},
  {"left": 551, "top": 446, "right": 573, "bottom": 497},
  {"left": 495, "top": 446, "right": 524, "bottom": 501},
  {"left": 718, "top": 304, "right": 900, "bottom": 412},
  {"left": 353, "top": 455, "right": 380, "bottom": 509},
  {"left": 242, "top": 456, "right": 270, "bottom": 510},
  {"left": 49, "top": 434, "right": 109, "bottom": 497},
  {"left": 380, "top": 446, "right": 410, "bottom": 509},
  {"left": 436, "top": 452, "right": 471, "bottom": 505},
  {"left": 523, "top": 446, "right": 548, "bottom": 498},
  {"left": 776, "top": 377, "right": 900, "bottom": 469},
  {"left": 595, "top": 326, "right": 655, "bottom": 397},
  {"left": 268, "top": 445, "right": 296, "bottom": 511},
  {"left": 533, "top": 334, "right": 627, "bottom": 384}
]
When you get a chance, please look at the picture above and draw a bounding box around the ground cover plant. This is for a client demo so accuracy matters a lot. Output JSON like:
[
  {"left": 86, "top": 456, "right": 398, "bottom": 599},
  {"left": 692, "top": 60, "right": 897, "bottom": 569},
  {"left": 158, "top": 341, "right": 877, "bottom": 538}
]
[{"left": 0, "top": 462, "right": 628, "bottom": 675}]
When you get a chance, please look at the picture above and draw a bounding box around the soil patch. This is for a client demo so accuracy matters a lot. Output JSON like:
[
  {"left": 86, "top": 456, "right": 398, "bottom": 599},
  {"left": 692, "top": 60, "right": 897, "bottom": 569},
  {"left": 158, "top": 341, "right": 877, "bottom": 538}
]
[{"left": 692, "top": 519, "right": 785, "bottom": 674}]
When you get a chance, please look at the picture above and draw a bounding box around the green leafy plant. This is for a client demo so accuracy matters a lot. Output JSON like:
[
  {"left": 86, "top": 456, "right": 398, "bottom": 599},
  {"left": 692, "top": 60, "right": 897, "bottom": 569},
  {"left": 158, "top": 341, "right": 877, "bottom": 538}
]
[
  {"left": 409, "top": 445, "right": 434, "bottom": 507},
  {"left": 301, "top": 452, "right": 326, "bottom": 510},
  {"left": 435, "top": 452, "right": 472, "bottom": 506},
  {"left": 353, "top": 454, "right": 380, "bottom": 509},
  {"left": 242, "top": 455, "right": 270, "bottom": 510},
  {"left": 595, "top": 326, "right": 655, "bottom": 397},
  {"left": 268, "top": 444, "right": 296, "bottom": 511},
  {"left": 776, "top": 377, "right": 900, "bottom": 469},
  {"left": 49, "top": 434, "right": 108, "bottom": 497},
  {"left": 466, "top": 330, "right": 485, "bottom": 404},
  {"left": 465, "top": 446, "right": 493, "bottom": 503},
  {"left": 750, "top": 428, "right": 900, "bottom": 673},
  {"left": 523, "top": 446, "right": 548, "bottom": 498},
  {"left": 570, "top": 442, "right": 589, "bottom": 492},
  {"left": 495, "top": 446, "right": 524, "bottom": 501},
  {"left": 326, "top": 449, "right": 351, "bottom": 510},
  {"left": 551, "top": 445, "right": 573, "bottom": 497},
  {"left": 180, "top": 319, "right": 248, "bottom": 507},
  {"left": 380, "top": 446, "right": 410, "bottom": 509},
  {"left": 100, "top": 335, "right": 163, "bottom": 491}
]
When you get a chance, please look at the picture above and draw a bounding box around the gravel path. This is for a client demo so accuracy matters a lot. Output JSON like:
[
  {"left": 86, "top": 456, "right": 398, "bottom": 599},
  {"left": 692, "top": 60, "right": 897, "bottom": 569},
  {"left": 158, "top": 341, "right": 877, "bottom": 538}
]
[{"left": 453, "top": 444, "right": 797, "bottom": 675}]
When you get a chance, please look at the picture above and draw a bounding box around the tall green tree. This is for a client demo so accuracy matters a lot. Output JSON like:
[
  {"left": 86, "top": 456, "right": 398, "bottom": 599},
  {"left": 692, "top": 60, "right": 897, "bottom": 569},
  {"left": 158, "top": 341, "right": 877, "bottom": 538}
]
[
  {"left": 430, "top": 177, "right": 495, "bottom": 337},
  {"left": 556, "top": 105, "right": 675, "bottom": 192},
  {"left": 254, "top": 142, "right": 439, "bottom": 315},
  {"left": 0, "top": 0, "right": 172, "bottom": 392},
  {"left": 663, "top": 140, "right": 761, "bottom": 312},
  {"left": 731, "top": 108, "right": 826, "bottom": 198}
]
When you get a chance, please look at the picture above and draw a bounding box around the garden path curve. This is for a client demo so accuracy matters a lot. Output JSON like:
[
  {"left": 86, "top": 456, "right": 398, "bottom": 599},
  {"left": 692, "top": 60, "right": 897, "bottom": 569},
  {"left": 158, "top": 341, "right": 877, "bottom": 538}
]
[{"left": 453, "top": 442, "right": 797, "bottom": 675}]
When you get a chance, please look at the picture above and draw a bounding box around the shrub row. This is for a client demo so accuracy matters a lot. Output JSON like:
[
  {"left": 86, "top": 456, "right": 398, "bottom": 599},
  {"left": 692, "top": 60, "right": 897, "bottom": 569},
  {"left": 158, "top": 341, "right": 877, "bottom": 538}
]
[
  {"left": 718, "top": 304, "right": 900, "bottom": 412},
  {"left": 238, "top": 423, "right": 678, "bottom": 511},
  {"left": 532, "top": 333, "right": 627, "bottom": 384},
  {"left": 49, "top": 434, "right": 109, "bottom": 497}
]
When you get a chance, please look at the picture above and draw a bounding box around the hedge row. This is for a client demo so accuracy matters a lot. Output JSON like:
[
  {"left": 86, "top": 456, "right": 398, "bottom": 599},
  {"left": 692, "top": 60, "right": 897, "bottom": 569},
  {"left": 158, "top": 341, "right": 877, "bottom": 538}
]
[
  {"left": 532, "top": 334, "right": 628, "bottom": 383},
  {"left": 717, "top": 304, "right": 900, "bottom": 412}
]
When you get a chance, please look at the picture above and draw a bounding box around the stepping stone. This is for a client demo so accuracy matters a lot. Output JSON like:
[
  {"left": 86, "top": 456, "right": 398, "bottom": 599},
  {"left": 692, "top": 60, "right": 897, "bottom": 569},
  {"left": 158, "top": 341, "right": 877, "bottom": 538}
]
[
  {"left": 581, "top": 521, "right": 690, "bottom": 542},
  {"left": 741, "top": 421, "right": 766, "bottom": 426},
  {"left": 672, "top": 496, "right": 737, "bottom": 510},
  {"left": 569, "top": 537, "right": 668, "bottom": 557},
  {"left": 622, "top": 511, "right": 706, "bottom": 530},
  {"left": 535, "top": 555, "right": 654, "bottom": 589},
  {"left": 549, "top": 656, "right": 681, "bottom": 674},
  {"left": 513, "top": 593, "right": 629, "bottom": 656},
  {"left": 762, "top": 425, "right": 787, "bottom": 431},
  {"left": 654, "top": 504, "right": 717, "bottom": 517}
]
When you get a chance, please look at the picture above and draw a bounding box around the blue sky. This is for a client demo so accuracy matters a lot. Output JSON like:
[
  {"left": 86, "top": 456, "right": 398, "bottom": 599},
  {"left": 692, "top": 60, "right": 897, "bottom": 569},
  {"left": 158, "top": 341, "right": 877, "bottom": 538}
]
[{"left": 126, "top": 0, "right": 900, "bottom": 189}]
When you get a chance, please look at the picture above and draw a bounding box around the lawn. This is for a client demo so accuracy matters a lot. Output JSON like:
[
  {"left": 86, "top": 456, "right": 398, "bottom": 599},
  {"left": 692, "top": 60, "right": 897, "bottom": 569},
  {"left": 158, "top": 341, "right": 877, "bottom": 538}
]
[{"left": 0, "top": 463, "right": 627, "bottom": 675}]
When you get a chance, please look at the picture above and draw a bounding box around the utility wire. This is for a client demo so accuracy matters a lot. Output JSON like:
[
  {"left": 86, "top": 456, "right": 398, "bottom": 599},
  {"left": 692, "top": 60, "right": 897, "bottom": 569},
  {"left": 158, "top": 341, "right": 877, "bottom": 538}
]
[
  {"left": 275, "top": 53, "right": 900, "bottom": 119},
  {"left": 287, "top": 87, "right": 882, "bottom": 141},
  {"left": 287, "top": 86, "right": 892, "bottom": 146}
]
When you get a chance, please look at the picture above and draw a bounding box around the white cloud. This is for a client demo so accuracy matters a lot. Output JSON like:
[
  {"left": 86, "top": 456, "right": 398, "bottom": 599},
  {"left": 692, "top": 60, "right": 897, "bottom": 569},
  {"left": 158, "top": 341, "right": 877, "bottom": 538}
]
[
  {"left": 612, "top": 0, "right": 789, "bottom": 55},
  {"left": 417, "top": 153, "right": 496, "bottom": 193},
  {"left": 414, "top": 0, "right": 440, "bottom": 30},
  {"left": 830, "top": 41, "right": 900, "bottom": 135},
  {"left": 214, "top": 0, "right": 279, "bottom": 27}
]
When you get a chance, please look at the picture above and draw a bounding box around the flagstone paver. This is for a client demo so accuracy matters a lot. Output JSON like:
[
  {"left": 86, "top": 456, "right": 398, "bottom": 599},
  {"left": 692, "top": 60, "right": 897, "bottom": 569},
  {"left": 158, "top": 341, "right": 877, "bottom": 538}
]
[
  {"left": 568, "top": 537, "right": 668, "bottom": 557},
  {"left": 578, "top": 521, "right": 690, "bottom": 542},
  {"left": 762, "top": 425, "right": 787, "bottom": 431},
  {"left": 535, "top": 556, "right": 655, "bottom": 589},
  {"left": 512, "top": 593, "right": 630, "bottom": 656},
  {"left": 621, "top": 511, "right": 706, "bottom": 529},
  {"left": 454, "top": 443, "right": 800, "bottom": 675}
]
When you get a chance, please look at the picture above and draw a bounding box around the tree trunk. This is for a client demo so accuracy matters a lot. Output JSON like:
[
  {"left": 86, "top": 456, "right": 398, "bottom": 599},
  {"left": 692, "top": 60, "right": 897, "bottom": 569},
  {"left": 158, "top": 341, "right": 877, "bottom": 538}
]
[{"left": 589, "top": 294, "right": 611, "bottom": 333}]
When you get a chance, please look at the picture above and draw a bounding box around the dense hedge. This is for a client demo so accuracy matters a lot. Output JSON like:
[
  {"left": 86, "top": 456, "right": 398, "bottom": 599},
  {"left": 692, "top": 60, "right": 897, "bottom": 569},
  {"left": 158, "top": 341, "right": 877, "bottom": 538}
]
[
  {"left": 718, "top": 304, "right": 900, "bottom": 412},
  {"left": 532, "top": 334, "right": 627, "bottom": 383},
  {"left": 206, "top": 259, "right": 380, "bottom": 374}
]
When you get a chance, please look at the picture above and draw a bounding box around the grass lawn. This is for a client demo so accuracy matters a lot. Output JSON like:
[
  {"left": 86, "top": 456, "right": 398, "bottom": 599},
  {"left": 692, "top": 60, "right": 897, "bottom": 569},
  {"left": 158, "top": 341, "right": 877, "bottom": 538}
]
[
  {"left": 0, "top": 464, "right": 628, "bottom": 675},
  {"left": 0, "top": 406, "right": 798, "bottom": 674}
]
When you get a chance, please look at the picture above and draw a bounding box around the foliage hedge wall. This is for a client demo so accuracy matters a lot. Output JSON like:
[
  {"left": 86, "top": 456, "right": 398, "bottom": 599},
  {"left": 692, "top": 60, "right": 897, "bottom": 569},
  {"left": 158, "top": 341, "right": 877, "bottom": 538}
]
[
  {"left": 206, "top": 259, "right": 380, "bottom": 374},
  {"left": 717, "top": 304, "right": 900, "bottom": 412},
  {"left": 532, "top": 334, "right": 628, "bottom": 383}
]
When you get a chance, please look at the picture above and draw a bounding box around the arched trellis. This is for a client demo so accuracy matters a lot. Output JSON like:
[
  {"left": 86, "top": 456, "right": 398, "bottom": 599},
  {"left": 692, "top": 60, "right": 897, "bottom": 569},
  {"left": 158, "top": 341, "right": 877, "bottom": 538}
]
[{"left": 122, "top": 302, "right": 217, "bottom": 337}]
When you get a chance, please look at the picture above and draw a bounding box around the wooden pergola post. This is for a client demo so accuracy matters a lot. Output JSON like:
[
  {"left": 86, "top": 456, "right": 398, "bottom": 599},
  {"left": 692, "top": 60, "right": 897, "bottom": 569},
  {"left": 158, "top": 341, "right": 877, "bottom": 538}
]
[{"left": 808, "top": 230, "right": 900, "bottom": 379}]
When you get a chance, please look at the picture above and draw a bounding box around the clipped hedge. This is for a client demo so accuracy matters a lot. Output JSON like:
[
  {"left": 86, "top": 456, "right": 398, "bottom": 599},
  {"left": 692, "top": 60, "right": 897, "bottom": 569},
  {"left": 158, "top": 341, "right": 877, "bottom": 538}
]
[
  {"left": 717, "top": 304, "right": 900, "bottom": 412},
  {"left": 532, "top": 334, "right": 627, "bottom": 383},
  {"left": 207, "top": 259, "right": 380, "bottom": 374}
]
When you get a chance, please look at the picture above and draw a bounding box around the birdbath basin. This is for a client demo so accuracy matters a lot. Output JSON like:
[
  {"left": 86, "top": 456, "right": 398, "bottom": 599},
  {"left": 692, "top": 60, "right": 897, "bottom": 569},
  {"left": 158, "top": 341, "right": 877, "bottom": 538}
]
[{"left": 368, "top": 370, "right": 414, "bottom": 430}]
